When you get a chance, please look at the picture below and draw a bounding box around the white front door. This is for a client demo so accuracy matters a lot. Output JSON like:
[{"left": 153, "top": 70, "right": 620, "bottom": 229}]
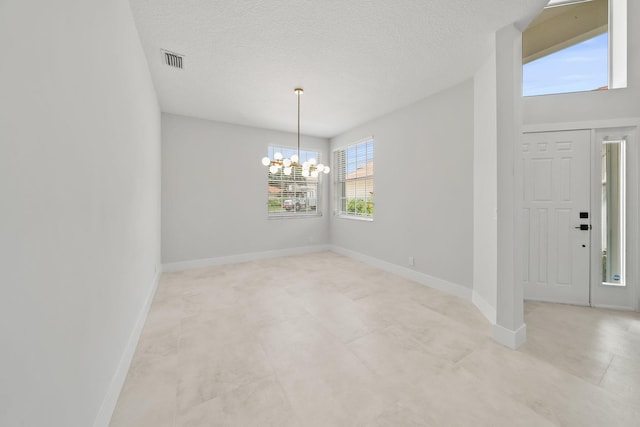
[{"left": 521, "top": 130, "right": 591, "bottom": 305}]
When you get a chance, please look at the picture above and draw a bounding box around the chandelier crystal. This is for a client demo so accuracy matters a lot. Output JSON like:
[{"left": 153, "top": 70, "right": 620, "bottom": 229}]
[{"left": 261, "top": 88, "right": 330, "bottom": 176}]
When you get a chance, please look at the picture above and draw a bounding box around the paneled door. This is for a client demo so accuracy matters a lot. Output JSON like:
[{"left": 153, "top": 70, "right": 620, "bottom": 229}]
[{"left": 521, "top": 130, "right": 591, "bottom": 305}]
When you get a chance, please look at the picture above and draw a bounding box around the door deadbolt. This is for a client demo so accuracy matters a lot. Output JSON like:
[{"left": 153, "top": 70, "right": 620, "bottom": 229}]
[{"left": 574, "top": 224, "right": 591, "bottom": 230}]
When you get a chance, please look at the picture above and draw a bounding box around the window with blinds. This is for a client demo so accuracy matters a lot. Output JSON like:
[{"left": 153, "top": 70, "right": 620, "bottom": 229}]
[
  {"left": 267, "top": 145, "right": 322, "bottom": 218},
  {"left": 335, "top": 137, "right": 374, "bottom": 219}
]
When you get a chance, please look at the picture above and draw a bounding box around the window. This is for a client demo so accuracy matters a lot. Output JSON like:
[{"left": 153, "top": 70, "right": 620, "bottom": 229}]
[
  {"left": 266, "top": 145, "right": 322, "bottom": 218},
  {"left": 601, "top": 139, "right": 626, "bottom": 286},
  {"left": 335, "top": 137, "right": 374, "bottom": 219},
  {"left": 522, "top": 0, "right": 627, "bottom": 97}
]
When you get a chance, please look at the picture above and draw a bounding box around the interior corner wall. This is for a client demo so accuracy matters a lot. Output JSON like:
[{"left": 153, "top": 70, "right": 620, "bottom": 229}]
[
  {"left": 0, "top": 1, "right": 161, "bottom": 426},
  {"left": 329, "top": 80, "right": 475, "bottom": 290},
  {"left": 523, "top": 0, "right": 640, "bottom": 126},
  {"left": 473, "top": 50, "right": 499, "bottom": 319},
  {"left": 161, "top": 113, "right": 330, "bottom": 264}
]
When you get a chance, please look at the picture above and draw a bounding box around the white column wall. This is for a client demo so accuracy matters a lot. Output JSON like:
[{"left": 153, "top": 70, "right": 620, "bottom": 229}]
[
  {"left": 473, "top": 50, "right": 499, "bottom": 323},
  {"left": 494, "top": 24, "right": 527, "bottom": 348}
]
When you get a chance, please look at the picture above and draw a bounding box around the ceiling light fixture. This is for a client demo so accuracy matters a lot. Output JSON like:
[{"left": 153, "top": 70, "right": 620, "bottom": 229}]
[{"left": 261, "top": 88, "right": 330, "bottom": 177}]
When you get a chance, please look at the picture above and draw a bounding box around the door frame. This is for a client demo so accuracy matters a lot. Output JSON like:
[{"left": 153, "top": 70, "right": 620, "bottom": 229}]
[{"left": 522, "top": 119, "right": 639, "bottom": 312}]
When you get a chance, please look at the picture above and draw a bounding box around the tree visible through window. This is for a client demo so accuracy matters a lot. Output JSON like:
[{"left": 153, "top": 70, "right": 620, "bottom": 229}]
[
  {"left": 335, "top": 138, "right": 374, "bottom": 219},
  {"left": 267, "top": 145, "right": 321, "bottom": 217}
]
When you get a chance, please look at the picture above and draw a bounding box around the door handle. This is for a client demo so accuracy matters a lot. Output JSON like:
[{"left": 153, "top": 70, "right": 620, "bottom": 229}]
[{"left": 574, "top": 224, "right": 591, "bottom": 230}]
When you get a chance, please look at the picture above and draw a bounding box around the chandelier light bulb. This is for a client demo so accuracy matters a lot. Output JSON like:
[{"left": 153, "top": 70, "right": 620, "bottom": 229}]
[
  {"left": 283, "top": 167, "right": 292, "bottom": 175},
  {"left": 311, "top": 170, "right": 319, "bottom": 178},
  {"left": 291, "top": 154, "right": 299, "bottom": 163},
  {"left": 269, "top": 165, "right": 278, "bottom": 174},
  {"left": 283, "top": 158, "right": 292, "bottom": 167},
  {"left": 309, "top": 158, "right": 317, "bottom": 166},
  {"left": 302, "top": 169, "right": 310, "bottom": 177},
  {"left": 323, "top": 166, "right": 330, "bottom": 174},
  {"left": 316, "top": 164, "right": 325, "bottom": 172},
  {"left": 261, "top": 157, "right": 271, "bottom": 166},
  {"left": 302, "top": 161, "right": 310, "bottom": 170},
  {"left": 274, "top": 152, "right": 283, "bottom": 160}
]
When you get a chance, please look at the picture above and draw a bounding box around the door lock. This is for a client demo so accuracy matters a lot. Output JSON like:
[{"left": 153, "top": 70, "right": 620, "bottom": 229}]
[{"left": 574, "top": 224, "right": 591, "bottom": 230}]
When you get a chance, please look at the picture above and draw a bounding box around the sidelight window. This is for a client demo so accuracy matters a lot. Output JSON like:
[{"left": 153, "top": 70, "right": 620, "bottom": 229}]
[{"left": 601, "top": 139, "right": 625, "bottom": 286}]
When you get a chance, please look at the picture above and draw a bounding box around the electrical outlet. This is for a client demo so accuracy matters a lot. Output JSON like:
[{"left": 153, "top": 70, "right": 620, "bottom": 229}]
[{"left": 408, "top": 256, "right": 415, "bottom": 266}]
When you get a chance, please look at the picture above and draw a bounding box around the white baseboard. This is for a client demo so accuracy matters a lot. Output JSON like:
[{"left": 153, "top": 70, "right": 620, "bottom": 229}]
[
  {"left": 93, "top": 269, "right": 162, "bottom": 427},
  {"left": 493, "top": 322, "right": 527, "bottom": 349},
  {"left": 591, "top": 303, "right": 635, "bottom": 311},
  {"left": 328, "top": 245, "right": 473, "bottom": 301},
  {"left": 162, "top": 245, "right": 331, "bottom": 272},
  {"left": 472, "top": 291, "right": 497, "bottom": 324},
  {"left": 524, "top": 297, "right": 590, "bottom": 307}
]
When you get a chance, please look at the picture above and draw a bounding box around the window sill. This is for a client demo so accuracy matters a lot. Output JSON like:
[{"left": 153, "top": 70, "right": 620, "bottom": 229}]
[
  {"left": 601, "top": 282, "right": 626, "bottom": 288},
  {"left": 268, "top": 212, "right": 323, "bottom": 220},
  {"left": 336, "top": 214, "right": 373, "bottom": 222}
]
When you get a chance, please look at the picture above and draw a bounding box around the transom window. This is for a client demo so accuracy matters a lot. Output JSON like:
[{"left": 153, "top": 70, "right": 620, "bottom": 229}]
[
  {"left": 266, "top": 145, "right": 322, "bottom": 218},
  {"left": 522, "top": 0, "right": 627, "bottom": 97},
  {"left": 335, "top": 137, "right": 374, "bottom": 220}
]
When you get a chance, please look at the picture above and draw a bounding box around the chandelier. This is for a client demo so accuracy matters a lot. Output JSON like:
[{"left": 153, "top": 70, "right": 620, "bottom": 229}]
[{"left": 261, "top": 88, "right": 330, "bottom": 177}]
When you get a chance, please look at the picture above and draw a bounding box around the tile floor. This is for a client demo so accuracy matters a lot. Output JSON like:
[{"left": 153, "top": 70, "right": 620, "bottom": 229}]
[{"left": 110, "top": 251, "right": 640, "bottom": 426}]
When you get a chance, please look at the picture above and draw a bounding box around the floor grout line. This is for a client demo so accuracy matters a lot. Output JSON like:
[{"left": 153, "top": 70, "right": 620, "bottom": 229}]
[
  {"left": 112, "top": 253, "right": 640, "bottom": 427},
  {"left": 596, "top": 354, "right": 615, "bottom": 386}
]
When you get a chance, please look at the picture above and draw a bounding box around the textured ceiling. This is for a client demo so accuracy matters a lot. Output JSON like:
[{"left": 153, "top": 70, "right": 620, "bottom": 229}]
[{"left": 129, "top": 0, "right": 547, "bottom": 137}]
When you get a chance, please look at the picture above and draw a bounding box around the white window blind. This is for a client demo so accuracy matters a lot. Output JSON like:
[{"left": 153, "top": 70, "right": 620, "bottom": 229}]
[
  {"left": 335, "top": 137, "right": 374, "bottom": 219},
  {"left": 267, "top": 145, "right": 322, "bottom": 218}
]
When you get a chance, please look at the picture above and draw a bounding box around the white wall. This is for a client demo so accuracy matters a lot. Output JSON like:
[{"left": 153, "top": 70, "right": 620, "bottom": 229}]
[
  {"left": 0, "top": 1, "right": 161, "bottom": 426},
  {"left": 523, "top": 1, "right": 640, "bottom": 126},
  {"left": 329, "top": 80, "right": 475, "bottom": 290},
  {"left": 473, "top": 50, "right": 499, "bottom": 320},
  {"left": 162, "top": 113, "right": 330, "bottom": 265},
  {"left": 494, "top": 24, "right": 526, "bottom": 348}
]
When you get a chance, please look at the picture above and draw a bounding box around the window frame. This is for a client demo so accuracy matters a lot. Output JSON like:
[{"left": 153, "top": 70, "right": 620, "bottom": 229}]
[
  {"left": 266, "top": 144, "right": 324, "bottom": 219},
  {"left": 522, "top": 0, "right": 627, "bottom": 97},
  {"left": 334, "top": 137, "right": 375, "bottom": 221},
  {"left": 600, "top": 138, "right": 626, "bottom": 287}
]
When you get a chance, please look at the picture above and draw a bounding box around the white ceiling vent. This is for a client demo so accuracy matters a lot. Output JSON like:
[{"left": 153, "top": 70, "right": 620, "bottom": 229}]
[{"left": 161, "top": 50, "right": 184, "bottom": 69}]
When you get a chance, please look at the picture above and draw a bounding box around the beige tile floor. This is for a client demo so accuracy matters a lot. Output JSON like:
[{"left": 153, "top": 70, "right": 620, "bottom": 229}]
[{"left": 110, "top": 251, "right": 640, "bottom": 426}]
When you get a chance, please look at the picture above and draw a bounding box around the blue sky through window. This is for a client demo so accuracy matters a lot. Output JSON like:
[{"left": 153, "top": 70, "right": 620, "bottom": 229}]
[
  {"left": 523, "top": 32, "right": 608, "bottom": 96},
  {"left": 345, "top": 139, "right": 374, "bottom": 174}
]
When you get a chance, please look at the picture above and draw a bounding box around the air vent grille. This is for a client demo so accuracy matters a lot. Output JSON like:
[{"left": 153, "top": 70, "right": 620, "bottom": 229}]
[{"left": 161, "top": 50, "right": 184, "bottom": 69}]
